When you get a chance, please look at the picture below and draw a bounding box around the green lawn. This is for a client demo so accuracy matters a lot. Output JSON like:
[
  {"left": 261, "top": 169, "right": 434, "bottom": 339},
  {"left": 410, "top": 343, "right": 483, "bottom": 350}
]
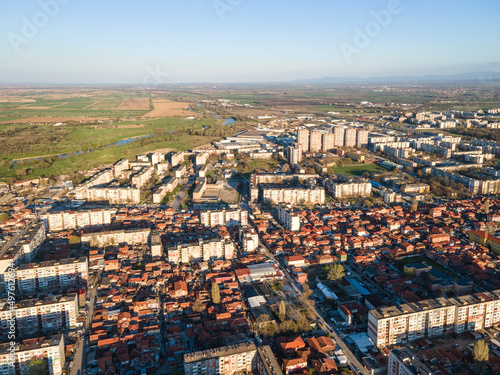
[
  {"left": 396, "top": 255, "right": 460, "bottom": 280},
  {"left": 330, "top": 164, "right": 385, "bottom": 176},
  {"left": 0, "top": 115, "right": 248, "bottom": 181}
]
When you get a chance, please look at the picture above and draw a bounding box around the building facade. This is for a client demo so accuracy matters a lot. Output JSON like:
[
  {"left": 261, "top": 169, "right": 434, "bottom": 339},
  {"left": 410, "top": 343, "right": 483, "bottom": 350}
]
[
  {"left": 15, "top": 257, "right": 88, "bottom": 294},
  {"left": 368, "top": 290, "right": 500, "bottom": 347},
  {"left": 0, "top": 335, "right": 65, "bottom": 375},
  {"left": 184, "top": 342, "right": 257, "bottom": 375}
]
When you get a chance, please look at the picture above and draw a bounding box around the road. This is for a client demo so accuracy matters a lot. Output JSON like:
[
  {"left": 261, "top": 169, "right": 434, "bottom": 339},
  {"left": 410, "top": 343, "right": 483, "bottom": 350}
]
[
  {"left": 257, "top": 238, "right": 369, "bottom": 375},
  {"left": 171, "top": 190, "right": 187, "bottom": 210},
  {"left": 70, "top": 276, "right": 98, "bottom": 375}
]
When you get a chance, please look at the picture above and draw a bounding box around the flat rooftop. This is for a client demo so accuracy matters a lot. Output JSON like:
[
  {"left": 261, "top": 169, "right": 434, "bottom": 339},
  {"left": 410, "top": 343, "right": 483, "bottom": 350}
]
[{"left": 184, "top": 342, "right": 256, "bottom": 364}]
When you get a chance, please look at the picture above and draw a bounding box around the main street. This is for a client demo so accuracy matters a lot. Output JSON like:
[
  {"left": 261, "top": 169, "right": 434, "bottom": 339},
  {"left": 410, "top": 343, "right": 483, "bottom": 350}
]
[
  {"left": 256, "top": 238, "right": 370, "bottom": 375},
  {"left": 70, "top": 274, "right": 99, "bottom": 375}
]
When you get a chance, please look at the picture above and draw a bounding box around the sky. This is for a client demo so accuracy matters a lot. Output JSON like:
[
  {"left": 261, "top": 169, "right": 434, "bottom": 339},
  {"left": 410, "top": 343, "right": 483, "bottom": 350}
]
[{"left": 0, "top": 0, "right": 499, "bottom": 84}]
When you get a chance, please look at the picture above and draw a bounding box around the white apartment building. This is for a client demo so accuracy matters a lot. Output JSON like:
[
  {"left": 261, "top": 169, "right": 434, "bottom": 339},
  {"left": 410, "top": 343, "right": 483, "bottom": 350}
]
[
  {"left": 356, "top": 129, "right": 369, "bottom": 148},
  {"left": 287, "top": 143, "right": 302, "bottom": 165},
  {"left": 150, "top": 231, "right": 163, "bottom": 258},
  {"left": 42, "top": 208, "right": 115, "bottom": 231},
  {"left": 344, "top": 128, "right": 357, "bottom": 147},
  {"left": 388, "top": 348, "right": 433, "bottom": 375},
  {"left": 170, "top": 152, "right": 187, "bottom": 167},
  {"left": 113, "top": 159, "right": 129, "bottom": 179},
  {"left": 368, "top": 290, "right": 500, "bottom": 348},
  {"left": 0, "top": 294, "right": 78, "bottom": 339},
  {"left": 277, "top": 205, "right": 300, "bottom": 231},
  {"left": 239, "top": 227, "right": 259, "bottom": 253},
  {"left": 184, "top": 342, "right": 257, "bottom": 375},
  {"left": 333, "top": 126, "right": 345, "bottom": 147},
  {"left": 322, "top": 132, "right": 335, "bottom": 152},
  {"left": 309, "top": 130, "right": 323, "bottom": 153},
  {"left": 152, "top": 177, "right": 179, "bottom": 204},
  {"left": 167, "top": 238, "right": 235, "bottom": 264},
  {"left": 0, "top": 334, "right": 65, "bottom": 375},
  {"left": 195, "top": 152, "right": 210, "bottom": 166},
  {"left": 200, "top": 209, "right": 248, "bottom": 228},
  {"left": 80, "top": 186, "right": 141, "bottom": 204},
  {"left": 261, "top": 186, "right": 325, "bottom": 205},
  {"left": 297, "top": 128, "right": 310, "bottom": 152},
  {"left": 15, "top": 257, "right": 88, "bottom": 294},
  {"left": 330, "top": 182, "right": 372, "bottom": 199},
  {"left": 81, "top": 228, "right": 151, "bottom": 248},
  {"left": 131, "top": 166, "right": 154, "bottom": 188}
]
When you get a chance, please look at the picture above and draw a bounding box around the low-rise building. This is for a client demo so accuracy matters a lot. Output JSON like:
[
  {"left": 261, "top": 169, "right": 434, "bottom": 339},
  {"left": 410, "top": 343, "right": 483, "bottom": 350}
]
[{"left": 388, "top": 348, "right": 433, "bottom": 375}]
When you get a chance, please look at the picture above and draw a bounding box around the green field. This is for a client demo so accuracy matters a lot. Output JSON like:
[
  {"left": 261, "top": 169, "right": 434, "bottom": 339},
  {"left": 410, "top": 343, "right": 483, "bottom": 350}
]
[
  {"left": 330, "top": 164, "right": 385, "bottom": 176},
  {"left": 0, "top": 116, "right": 247, "bottom": 181},
  {"left": 0, "top": 94, "right": 151, "bottom": 119},
  {"left": 396, "top": 255, "right": 460, "bottom": 280}
]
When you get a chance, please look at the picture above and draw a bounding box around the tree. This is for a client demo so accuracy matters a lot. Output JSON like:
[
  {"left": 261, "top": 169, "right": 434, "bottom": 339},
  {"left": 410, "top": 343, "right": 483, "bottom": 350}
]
[
  {"left": 296, "top": 316, "right": 311, "bottom": 333},
  {"left": 192, "top": 299, "right": 205, "bottom": 313},
  {"left": 278, "top": 300, "right": 287, "bottom": 322},
  {"left": 0, "top": 213, "right": 9, "bottom": 223},
  {"left": 256, "top": 314, "right": 278, "bottom": 337},
  {"left": 26, "top": 359, "right": 47, "bottom": 375},
  {"left": 484, "top": 199, "right": 491, "bottom": 215},
  {"left": 411, "top": 198, "right": 418, "bottom": 213},
  {"left": 279, "top": 319, "right": 299, "bottom": 335},
  {"left": 211, "top": 282, "right": 221, "bottom": 304},
  {"left": 327, "top": 263, "right": 345, "bottom": 283},
  {"left": 282, "top": 164, "right": 290, "bottom": 173},
  {"left": 473, "top": 339, "right": 489, "bottom": 375}
]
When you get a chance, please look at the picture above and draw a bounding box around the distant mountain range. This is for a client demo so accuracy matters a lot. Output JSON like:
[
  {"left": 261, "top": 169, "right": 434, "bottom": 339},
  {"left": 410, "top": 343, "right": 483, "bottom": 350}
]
[{"left": 292, "top": 71, "right": 500, "bottom": 85}]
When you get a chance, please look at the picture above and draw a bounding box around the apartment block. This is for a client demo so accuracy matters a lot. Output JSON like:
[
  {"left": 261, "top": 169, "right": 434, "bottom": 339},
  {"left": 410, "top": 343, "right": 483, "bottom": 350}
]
[
  {"left": 15, "top": 257, "right": 88, "bottom": 294},
  {"left": 184, "top": 342, "right": 257, "bottom": 375},
  {"left": 356, "top": 129, "right": 369, "bottom": 148},
  {"left": 0, "top": 335, "right": 65, "bottom": 375},
  {"left": 42, "top": 208, "right": 115, "bottom": 231},
  {"left": 170, "top": 152, "right": 188, "bottom": 167},
  {"left": 330, "top": 182, "right": 372, "bottom": 199},
  {"left": 277, "top": 205, "right": 300, "bottom": 231},
  {"left": 260, "top": 186, "right": 325, "bottom": 205},
  {"left": 3, "top": 223, "right": 46, "bottom": 265},
  {"left": 309, "top": 130, "right": 322, "bottom": 153},
  {"left": 150, "top": 230, "right": 163, "bottom": 258},
  {"left": 286, "top": 143, "right": 302, "bottom": 165},
  {"left": 152, "top": 176, "right": 179, "bottom": 204},
  {"left": 81, "top": 228, "right": 151, "bottom": 248},
  {"left": 344, "top": 128, "right": 357, "bottom": 147},
  {"left": 239, "top": 227, "right": 259, "bottom": 253},
  {"left": 200, "top": 209, "right": 248, "bottom": 228},
  {"left": 297, "top": 129, "right": 310, "bottom": 152},
  {"left": 322, "top": 133, "right": 335, "bottom": 152},
  {"left": 388, "top": 348, "right": 433, "bottom": 375},
  {"left": 131, "top": 166, "right": 154, "bottom": 188},
  {"left": 79, "top": 186, "right": 141, "bottom": 204},
  {"left": 333, "top": 127, "right": 345, "bottom": 147},
  {"left": 368, "top": 290, "right": 500, "bottom": 348},
  {"left": 195, "top": 152, "right": 210, "bottom": 166},
  {"left": 167, "top": 238, "right": 235, "bottom": 264},
  {"left": 0, "top": 294, "right": 78, "bottom": 339},
  {"left": 113, "top": 159, "right": 129, "bottom": 179}
]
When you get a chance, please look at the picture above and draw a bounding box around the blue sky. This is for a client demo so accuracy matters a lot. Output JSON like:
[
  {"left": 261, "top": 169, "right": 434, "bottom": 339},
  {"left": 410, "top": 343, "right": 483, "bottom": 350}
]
[{"left": 1, "top": 0, "right": 499, "bottom": 83}]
